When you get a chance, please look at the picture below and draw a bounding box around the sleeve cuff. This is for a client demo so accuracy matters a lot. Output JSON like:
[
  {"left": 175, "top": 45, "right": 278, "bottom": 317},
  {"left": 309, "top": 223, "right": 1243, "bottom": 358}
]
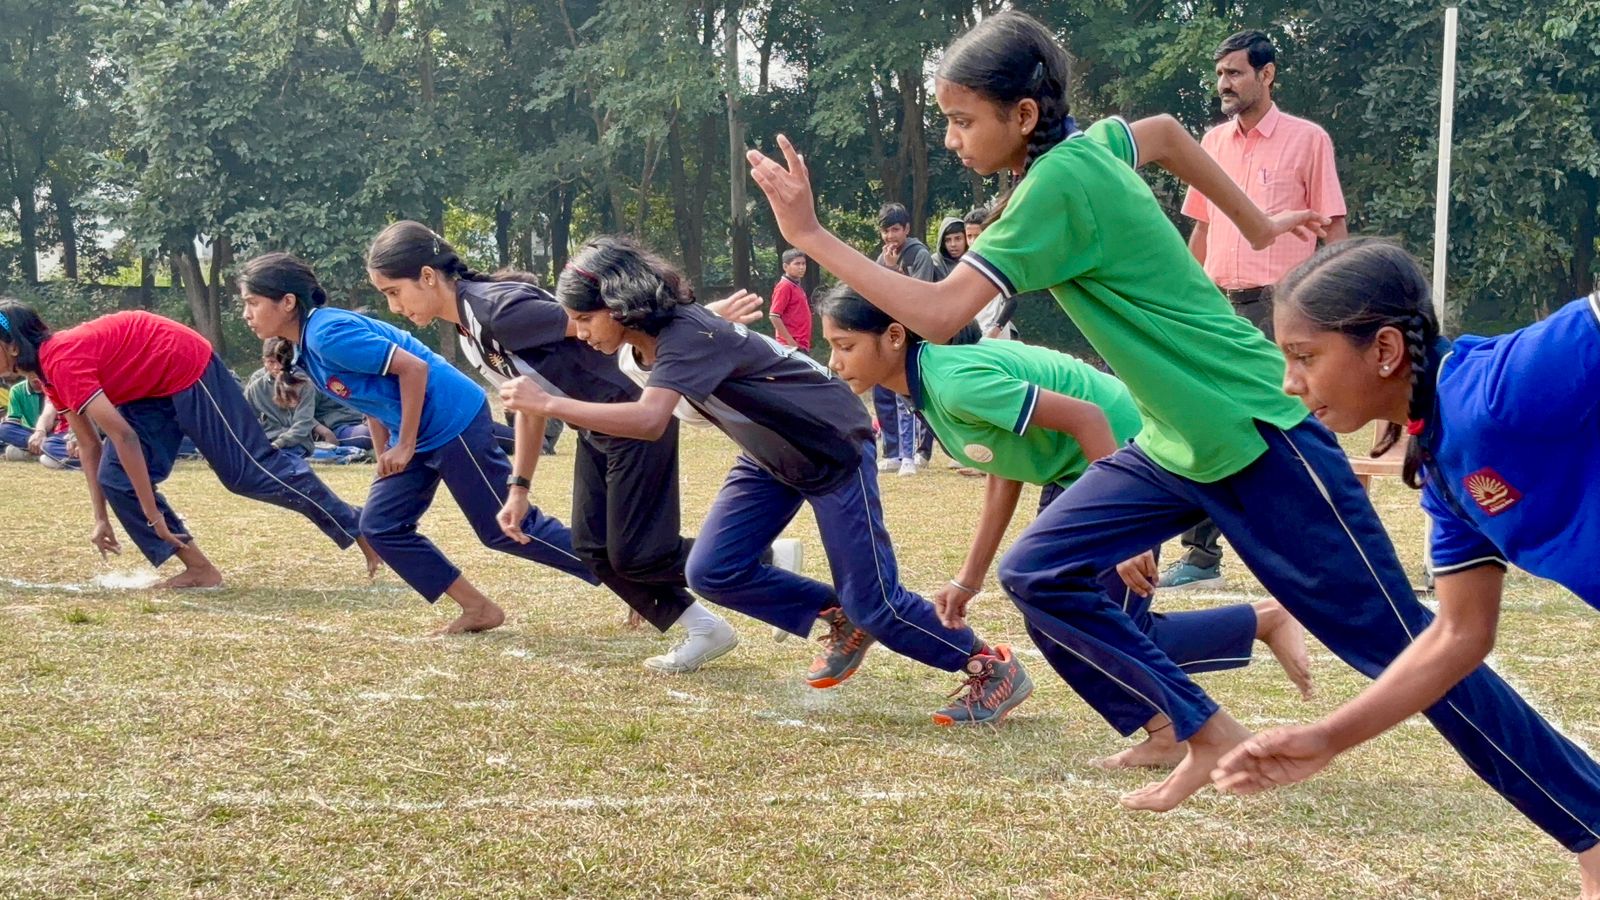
[
  {"left": 1431, "top": 556, "right": 1510, "bottom": 576},
  {"left": 380, "top": 345, "right": 398, "bottom": 377},
  {"left": 75, "top": 387, "right": 105, "bottom": 415},
  {"left": 1011, "top": 384, "right": 1040, "bottom": 435},
  {"left": 960, "top": 251, "right": 1016, "bottom": 299},
  {"left": 1114, "top": 115, "right": 1138, "bottom": 167}
]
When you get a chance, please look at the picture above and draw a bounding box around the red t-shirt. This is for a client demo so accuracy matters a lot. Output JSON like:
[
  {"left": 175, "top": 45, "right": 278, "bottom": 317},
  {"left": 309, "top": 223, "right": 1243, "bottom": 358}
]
[
  {"left": 770, "top": 277, "right": 812, "bottom": 350},
  {"left": 39, "top": 311, "right": 213, "bottom": 414}
]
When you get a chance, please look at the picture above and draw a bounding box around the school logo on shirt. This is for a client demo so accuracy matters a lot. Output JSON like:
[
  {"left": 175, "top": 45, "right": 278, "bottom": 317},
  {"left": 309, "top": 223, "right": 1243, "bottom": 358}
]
[
  {"left": 1464, "top": 467, "right": 1522, "bottom": 516},
  {"left": 326, "top": 377, "right": 351, "bottom": 399},
  {"left": 963, "top": 443, "right": 995, "bottom": 464}
]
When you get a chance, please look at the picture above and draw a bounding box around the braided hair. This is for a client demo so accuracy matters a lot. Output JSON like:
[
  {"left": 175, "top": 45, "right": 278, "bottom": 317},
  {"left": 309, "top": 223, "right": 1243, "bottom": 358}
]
[
  {"left": 366, "top": 220, "right": 541, "bottom": 287},
  {"left": 553, "top": 235, "right": 696, "bottom": 336},
  {"left": 937, "top": 11, "right": 1075, "bottom": 222},
  {"left": 1275, "top": 238, "right": 1442, "bottom": 488}
]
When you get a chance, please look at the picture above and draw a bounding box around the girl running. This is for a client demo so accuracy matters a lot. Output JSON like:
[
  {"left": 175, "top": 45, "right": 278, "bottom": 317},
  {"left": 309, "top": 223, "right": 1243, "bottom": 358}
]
[
  {"left": 237, "top": 252, "right": 597, "bottom": 636},
  {"left": 746, "top": 7, "right": 1600, "bottom": 883},
  {"left": 818, "top": 284, "right": 1312, "bottom": 768},
  {"left": 1212, "top": 238, "right": 1600, "bottom": 894},
  {"left": 499, "top": 235, "right": 1035, "bottom": 726},
  {"left": 359, "top": 220, "right": 767, "bottom": 673},
  {"left": 0, "top": 300, "right": 376, "bottom": 588}
]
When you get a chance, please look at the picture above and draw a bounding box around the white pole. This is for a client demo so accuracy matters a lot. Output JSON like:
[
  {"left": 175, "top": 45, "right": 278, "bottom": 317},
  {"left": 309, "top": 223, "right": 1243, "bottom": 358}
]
[{"left": 1431, "top": 7, "right": 1459, "bottom": 326}]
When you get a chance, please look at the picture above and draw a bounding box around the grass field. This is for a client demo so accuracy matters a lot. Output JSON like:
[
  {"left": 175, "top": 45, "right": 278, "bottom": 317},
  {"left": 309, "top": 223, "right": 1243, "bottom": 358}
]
[{"left": 1, "top": 424, "right": 1595, "bottom": 898}]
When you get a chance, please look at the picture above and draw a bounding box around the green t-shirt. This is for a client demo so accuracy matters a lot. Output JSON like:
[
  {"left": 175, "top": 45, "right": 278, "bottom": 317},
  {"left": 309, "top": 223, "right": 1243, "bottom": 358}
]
[
  {"left": 907, "top": 339, "right": 1142, "bottom": 487},
  {"left": 963, "top": 117, "right": 1308, "bottom": 482},
  {"left": 6, "top": 380, "right": 43, "bottom": 428}
]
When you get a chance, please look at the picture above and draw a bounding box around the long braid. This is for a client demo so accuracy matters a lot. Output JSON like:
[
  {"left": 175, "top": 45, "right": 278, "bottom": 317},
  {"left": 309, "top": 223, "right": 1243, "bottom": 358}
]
[
  {"left": 1022, "top": 73, "right": 1072, "bottom": 173},
  {"left": 1399, "top": 309, "right": 1440, "bottom": 488}
]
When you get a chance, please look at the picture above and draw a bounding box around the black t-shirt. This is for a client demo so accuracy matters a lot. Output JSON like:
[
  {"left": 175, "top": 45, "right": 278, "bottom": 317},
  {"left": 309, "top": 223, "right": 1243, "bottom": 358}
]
[
  {"left": 646, "top": 303, "right": 872, "bottom": 493},
  {"left": 455, "top": 280, "right": 640, "bottom": 406}
]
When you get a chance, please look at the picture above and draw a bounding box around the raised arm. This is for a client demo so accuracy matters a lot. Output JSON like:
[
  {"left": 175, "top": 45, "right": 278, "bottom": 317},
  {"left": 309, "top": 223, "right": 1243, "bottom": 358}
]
[{"left": 748, "top": 137, "right": 998, "bottom": 343}]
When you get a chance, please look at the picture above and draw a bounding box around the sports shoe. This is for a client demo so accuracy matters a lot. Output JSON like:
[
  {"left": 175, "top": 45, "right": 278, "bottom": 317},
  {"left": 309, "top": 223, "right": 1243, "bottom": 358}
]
[
  {"left": 769, "top": 538, "right": 804, "bottom": 643},
  {"left": 3, "top": 445, "right": 30, "bottom": 462},
  {"left": 807, "top": 606, "right": 875, "bottom": 688},
  {"left": 876, "top": 458, "right": 898, "bottom": 473},
  {"left": 39, "top": 451, "right": 66, "bottom": 470},
  {"left": 897, "top": 458, "right": 918, "bottom": 477},
  {"left": 1158, "top": 561, "right": 1224, "bottom": 591},
  {"left": 914, "top": 452, "right": 930, "bottom": 468},
  {"left": 644, "top": 618, "right": 740, "bottom": 674},
  {"left": 932, "top": 644, "right": 1034, "bottom": 726}
]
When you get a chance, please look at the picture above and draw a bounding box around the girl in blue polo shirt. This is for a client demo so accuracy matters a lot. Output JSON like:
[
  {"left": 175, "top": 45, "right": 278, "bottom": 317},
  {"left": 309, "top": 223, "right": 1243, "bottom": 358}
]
[
  {"left": 818, "top": 285, "right": 1313, "bottom": 769},
  {"left": 237, "top": 252, "right": 598, "bottom": 635},
  {"left": 1215, "top": 238, "right": 1600, "bottom": 891},
  {"left": 499, "top": 235, "right": 1035, "bottom": 728},
  {"left": 748, "top": 7, "right": 1600, "bottom": 883}
]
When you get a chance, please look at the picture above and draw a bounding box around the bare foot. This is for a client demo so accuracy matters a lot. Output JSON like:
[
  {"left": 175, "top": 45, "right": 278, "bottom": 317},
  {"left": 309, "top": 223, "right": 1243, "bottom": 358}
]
[
  {"left": 1091, "top": 731, "right": 1187, "bottom": 770},
  {"left": 1120, "top": 711, "right": 1252, "bottom": 812},
  {"left": 156, "top": 564, "right": 223, "bottom": 590},
  {"left": 356, "top": 536, "right": 383, "bottom": 579},
  {"left": 435, "top": 601, "right": 505, "bottom": 635},
  {"left": 1580, "top": 844, "right": 1600, "bottom": 900},
  {"left": 1255, "top": 600, "right": 1314, "bottom": 701}
]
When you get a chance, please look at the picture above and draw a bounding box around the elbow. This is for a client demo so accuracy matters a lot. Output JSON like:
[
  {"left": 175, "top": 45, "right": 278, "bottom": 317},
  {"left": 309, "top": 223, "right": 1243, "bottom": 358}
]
[
  {"left": 1438, "top": 618, "right": 1497, "bottom": 671},
  {"left": 639, "top": 415, "right": 671, "bottom": 441}
]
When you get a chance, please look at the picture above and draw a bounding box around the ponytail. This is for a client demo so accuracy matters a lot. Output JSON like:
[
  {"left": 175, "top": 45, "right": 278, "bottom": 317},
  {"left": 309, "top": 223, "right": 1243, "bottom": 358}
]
[
  {"left": 367, "top": 220, "right": 543, "bottom": 287},
  {"left": 237, "top": 253, "right": 329, "bottom": 328}
]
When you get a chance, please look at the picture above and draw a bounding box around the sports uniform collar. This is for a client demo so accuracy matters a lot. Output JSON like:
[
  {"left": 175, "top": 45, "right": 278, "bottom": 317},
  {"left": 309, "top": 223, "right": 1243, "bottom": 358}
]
[{"left": 904, "top": 341, "right": 928, "bottom": 410}]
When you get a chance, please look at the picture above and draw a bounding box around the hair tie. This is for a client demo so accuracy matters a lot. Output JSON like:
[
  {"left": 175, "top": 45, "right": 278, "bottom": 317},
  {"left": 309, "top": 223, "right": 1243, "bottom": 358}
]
[
  {"left": 0, "top": 310, "right": 11, "bottom": 335},
  {"left": 1406, "top": 418, "right": 1427, "bottom": 436},
  {"left": 566, "top": 263, "right": 601, "bottom": 286}
]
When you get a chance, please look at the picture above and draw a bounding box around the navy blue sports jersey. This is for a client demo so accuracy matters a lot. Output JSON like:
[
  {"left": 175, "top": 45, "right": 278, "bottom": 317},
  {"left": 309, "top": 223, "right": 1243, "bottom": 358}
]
[
  {"left": 645, "top": 303, "right": 872, "bottom": 493},
  {"left": 1418, "top": 294, "right": 1599, "bottom": 604},
  {"left": 454, "top": 279, "right": 639, "bottom": 405}
]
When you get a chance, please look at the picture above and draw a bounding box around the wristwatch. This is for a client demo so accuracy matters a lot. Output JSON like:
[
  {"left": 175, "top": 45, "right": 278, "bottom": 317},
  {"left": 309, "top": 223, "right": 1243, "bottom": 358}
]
[{"left": 506, "top": 475, "right": 532, "bottom": 490}]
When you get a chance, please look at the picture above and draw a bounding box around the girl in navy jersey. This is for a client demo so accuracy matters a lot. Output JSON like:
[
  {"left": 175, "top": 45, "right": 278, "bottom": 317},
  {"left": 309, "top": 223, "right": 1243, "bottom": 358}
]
[
  {"left": 499, "top": 235, "right": 1034, "bottom": 726},
  {"left": 359, "top": 221, "right": 781, "bottom": 673},
  {"left": 0, "top": 300, "right": 375, "bottom": 588},
  {"left": 1214, "top": 239, "right": 1600, "bottom": 895},
  {"left": 237, "top": 253, "right": 599, "bottom": 636}
]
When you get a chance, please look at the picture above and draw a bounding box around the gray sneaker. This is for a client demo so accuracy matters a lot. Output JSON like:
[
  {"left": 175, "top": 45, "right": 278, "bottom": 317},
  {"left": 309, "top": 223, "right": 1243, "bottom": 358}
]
[
  {"left": 932, "top": 644, "right": 1034, "bottom": 726},
  {"left": 1158, "top": 561, "right": 1224, "bottom": 591},
  {"left": 806, "top": 607, "right": 875, "bottom": 688}
]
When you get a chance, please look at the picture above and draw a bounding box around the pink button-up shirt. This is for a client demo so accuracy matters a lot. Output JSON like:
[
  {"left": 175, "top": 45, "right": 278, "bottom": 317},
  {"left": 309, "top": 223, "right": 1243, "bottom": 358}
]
[{"left": 1181, "top": 104, "right": 1346, "bottom": 290}]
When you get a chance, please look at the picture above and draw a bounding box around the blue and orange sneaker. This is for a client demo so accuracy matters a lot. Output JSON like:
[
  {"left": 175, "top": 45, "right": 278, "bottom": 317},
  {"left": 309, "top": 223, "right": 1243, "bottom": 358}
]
[
  {"left": 806, "top": 607, "right": 875, "bottom": 688},
  {"left": 932, "top": 644, "right": 1034, "bottom": 726}
]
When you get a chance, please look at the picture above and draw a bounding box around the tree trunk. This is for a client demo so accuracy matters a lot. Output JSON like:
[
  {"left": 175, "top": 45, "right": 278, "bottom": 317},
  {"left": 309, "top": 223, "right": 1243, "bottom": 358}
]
[
  {"left": 15, "top": 188, "right": 38, "bottom": 283},
  {"left": 173, "top": 234, "right": 228, "bottom": 354},
  {"left": 1572, "top": 172, "right": 1598, "bottom": 300},
  {"left": 495, "top": 200, "right": 512, "bottom": 267},
  {"left": 51, "top": 176, "right": 78, "bottom": 280},
  {"left": 127, "top": 252, "right": 155, "bottom": 310},
  {"left": 898, "top": 67, "right": 930, "bottom": 240},
  {"left": 550, "top": 184, "right": 573, "bottom": 275},
  {"left": 667, "top": 116, "right": 701, "bottom": 287},
  {"left": 724, "top": 0, "right": 751, "bottom": 290}
]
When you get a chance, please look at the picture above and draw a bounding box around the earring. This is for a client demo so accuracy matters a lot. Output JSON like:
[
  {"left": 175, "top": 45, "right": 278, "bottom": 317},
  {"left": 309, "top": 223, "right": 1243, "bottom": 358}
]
[{"left": 1380, "top": 365, "right": 1391, "bottom": 374}]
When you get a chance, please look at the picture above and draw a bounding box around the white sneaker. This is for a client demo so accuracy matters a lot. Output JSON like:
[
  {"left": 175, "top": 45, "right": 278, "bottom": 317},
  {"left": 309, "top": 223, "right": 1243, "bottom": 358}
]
[
  {"left": 3, "top": 446, "right": 30, "bottom": 462},
  {"left": 898, "top": 459, "right": 918, "bottom": 476},
  {"left": 769, "top": 538, "right": 805, "bottom": 642},
  {"left": 39, "top": 452, "right": 66, "bottom": 470},
  {"left": 876, "top": 458, "right": 897, "bottom": 473},
  {"left": 914, "top": 453, "right": 930, "bottom": 467},
  {"left": 644, "top": 619, "right": 740, "bottom": 674}
]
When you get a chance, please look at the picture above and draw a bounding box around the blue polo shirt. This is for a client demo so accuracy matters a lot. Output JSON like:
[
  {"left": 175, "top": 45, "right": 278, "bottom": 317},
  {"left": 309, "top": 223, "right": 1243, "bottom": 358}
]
[
  {"left": 295, "top": 307, "right": 484, "bottom": 452},
  {"left": 1417, "top": 294, "right": 1600, "bottom": 606}
]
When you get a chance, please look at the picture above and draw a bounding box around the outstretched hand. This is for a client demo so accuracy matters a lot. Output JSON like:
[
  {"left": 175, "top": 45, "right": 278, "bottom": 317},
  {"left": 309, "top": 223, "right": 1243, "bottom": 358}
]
[
  {"left": 1249, "top": 210, "right": 1330, "bottom": 250},
  {"left": 1211, "top": 723, "right": 1339, "bottom": 795},
  {"left": 705, "top": 289, "right": 765, "bottom": 325},
  {"left": 746, "top": 135, "right": 822, "bottom": 248}
]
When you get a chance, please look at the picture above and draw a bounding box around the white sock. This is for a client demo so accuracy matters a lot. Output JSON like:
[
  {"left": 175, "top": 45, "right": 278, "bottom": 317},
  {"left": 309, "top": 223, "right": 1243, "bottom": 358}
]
[{"left": 673, "top": 601, "right": 726, "bottom": 636}]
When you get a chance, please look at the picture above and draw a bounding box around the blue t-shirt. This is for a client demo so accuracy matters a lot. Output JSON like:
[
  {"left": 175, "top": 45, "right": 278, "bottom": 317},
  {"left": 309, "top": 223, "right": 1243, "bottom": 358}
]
[
  {"left": 295, "top": 307, "right": 484, "bottom": 453},
  {"left": 1417, "top": 294, "right": 1600, "bottom": 605}
]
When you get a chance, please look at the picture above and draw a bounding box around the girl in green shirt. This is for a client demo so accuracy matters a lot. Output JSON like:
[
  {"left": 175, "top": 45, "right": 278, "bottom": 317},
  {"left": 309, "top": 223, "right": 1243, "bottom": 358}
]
[
  {"left": 819, "top": 285, "right": 1313, "bottom": 769},
  {"left": 750, "top": 8, "right": 1600, "bottom": 882}
]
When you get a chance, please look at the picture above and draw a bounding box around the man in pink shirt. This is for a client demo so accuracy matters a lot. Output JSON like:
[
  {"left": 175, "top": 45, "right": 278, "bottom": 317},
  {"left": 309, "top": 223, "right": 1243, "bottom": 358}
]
[
  {"left": 1163, "top": 29, "right": 1349, "bottom": 591},
  {"left": 769, "top": 249, "right": 812, "bottom": 351}
]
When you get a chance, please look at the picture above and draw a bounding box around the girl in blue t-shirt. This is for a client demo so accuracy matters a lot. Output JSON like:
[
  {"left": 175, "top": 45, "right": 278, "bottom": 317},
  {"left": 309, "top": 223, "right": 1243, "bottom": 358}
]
[
  {"left": 818, "top": 285, "right": 1315, "bottom": 768},
  {"left": 1215, "top": 239, "right": 1600, "bottom": 888},
  {"left": 498, "top": 235, "right": 1034, "bottom": 727},
  {"left": 747, "top": 6, "right": 1600, "bottom": 883},
  {"left": 237, "top": 252, "right": 599, "bottom": 635}
]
